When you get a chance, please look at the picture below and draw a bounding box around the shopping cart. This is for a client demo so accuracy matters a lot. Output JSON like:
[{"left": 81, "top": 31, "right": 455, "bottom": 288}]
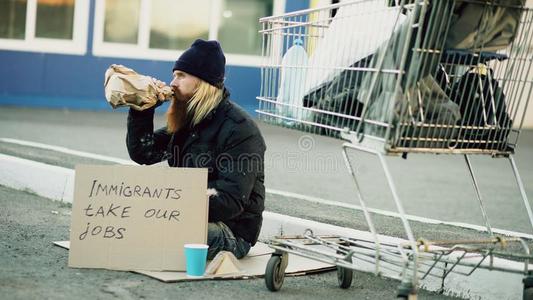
[{"left": 256, "top": 0, "right": 533, "bottom": 298}]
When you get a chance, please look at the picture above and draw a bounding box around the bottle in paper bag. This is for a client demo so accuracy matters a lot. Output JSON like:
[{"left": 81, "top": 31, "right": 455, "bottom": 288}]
[{"left": 104, "top": 64, "right": 174, "bottom": 111}]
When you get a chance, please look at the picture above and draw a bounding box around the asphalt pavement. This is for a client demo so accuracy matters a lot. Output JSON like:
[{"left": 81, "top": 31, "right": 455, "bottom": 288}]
[{"left": 0, "top": 185, "right": 458, "bottom": 300}]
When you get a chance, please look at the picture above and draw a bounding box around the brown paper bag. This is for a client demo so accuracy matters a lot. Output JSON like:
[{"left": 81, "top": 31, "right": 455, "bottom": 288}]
[{"left": 104, "top": 64, "right": 174, "bottom": 111}]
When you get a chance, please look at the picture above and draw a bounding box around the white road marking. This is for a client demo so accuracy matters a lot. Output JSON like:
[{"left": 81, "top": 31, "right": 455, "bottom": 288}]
[{"left": 2, "top": 137, "right": 533, "bottom": 240}]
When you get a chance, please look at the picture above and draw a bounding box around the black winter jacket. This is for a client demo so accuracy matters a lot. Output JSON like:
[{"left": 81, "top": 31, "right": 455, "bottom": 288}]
[{"left": 126, "top": 90, "right": 266, "bottom": 245}]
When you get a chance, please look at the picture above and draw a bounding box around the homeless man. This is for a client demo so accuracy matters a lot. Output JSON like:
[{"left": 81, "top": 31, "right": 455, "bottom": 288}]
[{"left": 126, "top": 39, "right": 266, "bottom": 260}]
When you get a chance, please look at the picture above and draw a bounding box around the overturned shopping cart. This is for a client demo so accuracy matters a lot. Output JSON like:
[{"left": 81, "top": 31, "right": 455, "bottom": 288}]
[{"left": 257, "top": 0, "right": 533, "bottom": 298}]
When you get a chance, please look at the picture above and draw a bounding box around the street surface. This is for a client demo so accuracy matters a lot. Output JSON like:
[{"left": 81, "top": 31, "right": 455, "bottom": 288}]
[{"left": 0, "top": 185, "right": 457, "bottom": 299}]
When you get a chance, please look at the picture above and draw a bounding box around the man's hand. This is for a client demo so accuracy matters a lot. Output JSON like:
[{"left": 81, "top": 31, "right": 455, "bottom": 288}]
[{"left": 152, "top": 77, "right": 168, "bottom": 101}]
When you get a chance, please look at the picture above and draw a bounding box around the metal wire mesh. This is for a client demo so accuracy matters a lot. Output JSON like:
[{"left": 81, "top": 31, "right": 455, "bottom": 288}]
[{"left": 257, "top": 0, "right": 533, "bottom": 155}]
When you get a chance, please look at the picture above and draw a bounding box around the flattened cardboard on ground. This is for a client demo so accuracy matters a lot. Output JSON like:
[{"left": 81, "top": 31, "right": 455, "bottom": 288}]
[
  {"left": 54, "top": 241, "right": 335, "bottom": 282},
  {"left": 68, "top": 165, "right": 208, "bottom": 272}
]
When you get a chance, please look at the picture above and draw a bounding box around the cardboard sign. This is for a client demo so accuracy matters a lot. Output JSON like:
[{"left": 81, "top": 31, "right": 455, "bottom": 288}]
[{"left": 68, "top": 165, "right": 208, "bottom": 271}]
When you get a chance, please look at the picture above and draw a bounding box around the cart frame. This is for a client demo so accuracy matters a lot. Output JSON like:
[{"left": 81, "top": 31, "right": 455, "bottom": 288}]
[{"left": 257, "top": 0, "right": 533, "bottom": 298}]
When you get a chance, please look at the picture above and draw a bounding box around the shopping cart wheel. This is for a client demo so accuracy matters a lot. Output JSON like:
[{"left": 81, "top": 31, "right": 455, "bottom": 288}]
[
  {"left": 397, "top": 281, "right": 417, "bottom": 299},
  {"left": 337, "top": 265, "right": 353, "bottom": 289},
  {"left": 265, "top": 253, "right": 288, "bottom": 292},
  {"left": 523, "top": 275, "right": 533, "bottom": 300},
  {"left": 336, "top": 251, "right": 353, "bottom": 289}
]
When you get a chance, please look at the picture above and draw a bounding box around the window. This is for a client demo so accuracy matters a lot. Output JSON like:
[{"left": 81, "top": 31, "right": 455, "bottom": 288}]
[
  {"left": 35, "top": 0, "right": 75, "bottom": 39},
  {"left": 149, "top": 0, "right": 211, "bottom": 50},
  {"left": 93, "top": 0, "right": 286, "bottom": 66},
  {"left": 103, "top": 0, "right": 140, "bottom": 44},
  {"left": 0, "top": 0, "right": 27, "bottom": 40},
  {"left": 218, "top": 0, "right": 273, "bottom": 55},
  {"left": 0, "top": 0, "right": 89, "bottom": 55}
]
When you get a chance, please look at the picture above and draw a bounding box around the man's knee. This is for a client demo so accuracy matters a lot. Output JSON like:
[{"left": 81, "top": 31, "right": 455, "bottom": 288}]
[
  {"left": 207, "top": 222, "right": 224, "bottom": 245},
  {"left": 207, "top": 223, "right": 225, "bottom": 252},
  {"left": 207, "top": 222, "right": 226, "bottom": 259}
]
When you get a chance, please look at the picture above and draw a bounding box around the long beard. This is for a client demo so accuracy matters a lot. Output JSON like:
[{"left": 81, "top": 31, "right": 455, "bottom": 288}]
[{"left": 166, "top": 98, "right": 188, "bottom": 133}]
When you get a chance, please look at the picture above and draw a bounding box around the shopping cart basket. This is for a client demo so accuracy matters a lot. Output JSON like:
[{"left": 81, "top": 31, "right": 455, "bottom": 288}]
[{"left": 256, "top": 0, "right": 533, "bottom": 298}]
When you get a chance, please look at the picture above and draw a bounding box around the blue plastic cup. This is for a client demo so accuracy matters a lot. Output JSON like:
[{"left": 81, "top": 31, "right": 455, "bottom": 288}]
[{"left": 184, "top": 244, "right": 209, "bottom": 277}]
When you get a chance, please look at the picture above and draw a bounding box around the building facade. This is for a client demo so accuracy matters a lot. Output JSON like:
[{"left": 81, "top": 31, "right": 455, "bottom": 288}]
[
  {"left": 0, "top": 0, "right": 309, "bottom": 114},
  {"left": 1, "top": 0, "right": 532, "bottom": 127}
]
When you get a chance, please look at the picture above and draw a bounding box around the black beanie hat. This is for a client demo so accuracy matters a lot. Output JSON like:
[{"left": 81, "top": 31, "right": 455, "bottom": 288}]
[{"left": 173, "top": 39, "right": 226, "bottom": 88}]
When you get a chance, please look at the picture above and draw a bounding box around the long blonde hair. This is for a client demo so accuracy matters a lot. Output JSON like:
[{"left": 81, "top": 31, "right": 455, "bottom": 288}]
[{"left": 166, "top": 80, "right": 223, "bottom": 133}]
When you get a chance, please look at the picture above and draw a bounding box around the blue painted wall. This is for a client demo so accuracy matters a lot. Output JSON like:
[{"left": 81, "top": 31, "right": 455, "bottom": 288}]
[
  {"left": 0, "top": 51, "right": 260, "bottom": 112},
  {"left": 0, "top": 0, "right": 309, "bottom": 114}
]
